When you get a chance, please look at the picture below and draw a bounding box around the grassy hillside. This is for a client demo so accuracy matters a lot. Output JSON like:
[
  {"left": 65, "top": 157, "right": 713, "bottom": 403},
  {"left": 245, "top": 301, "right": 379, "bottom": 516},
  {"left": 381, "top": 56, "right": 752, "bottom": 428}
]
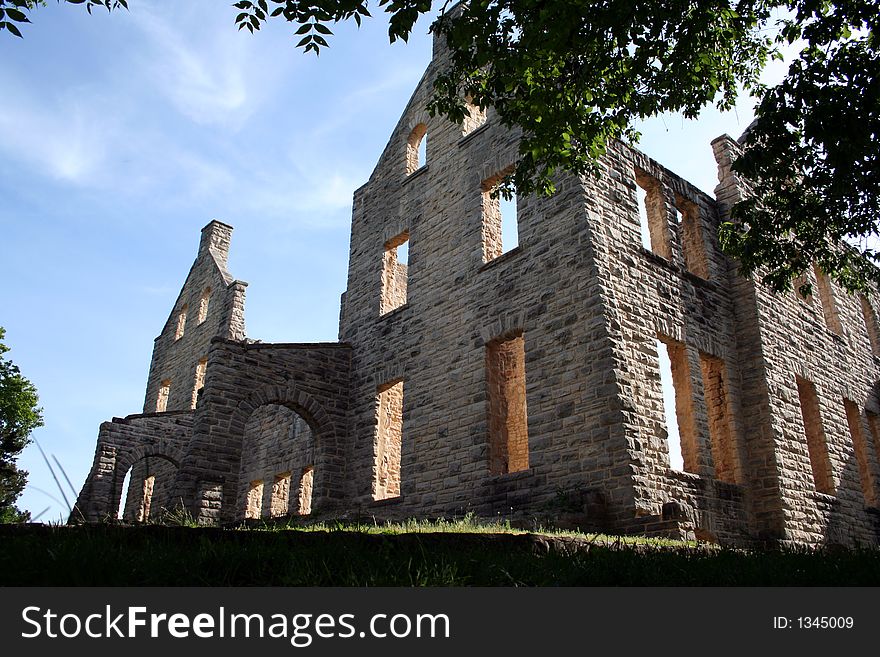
[{"left": 2, "top": 517, "right": 879, "bottom": 586}]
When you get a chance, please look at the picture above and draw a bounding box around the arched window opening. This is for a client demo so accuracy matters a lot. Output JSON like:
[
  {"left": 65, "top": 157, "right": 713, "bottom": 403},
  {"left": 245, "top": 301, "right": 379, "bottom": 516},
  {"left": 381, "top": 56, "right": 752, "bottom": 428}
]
[
  {"left": 406, "top": 123, "right": 428, "bottom": 175},
  {"left": 117, "top": 455, "right": 179, "bottom": 521},
  {"left": 175, "top": 304, "right": 188, "bottom": 340},
  {"left": 198, "top": 288, "right": 211, "bottom": 324},
  {"left": 238, "top": 404, "right": 316, "bottom": 520}
]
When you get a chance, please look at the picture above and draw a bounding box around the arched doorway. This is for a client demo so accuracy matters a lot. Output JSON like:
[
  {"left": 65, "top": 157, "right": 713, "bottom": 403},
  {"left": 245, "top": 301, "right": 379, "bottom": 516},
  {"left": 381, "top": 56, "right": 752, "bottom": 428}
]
[
  {"left": 237, "top": 403, "right": 316, "bottom": 520},
  {"left": 117, "top": 454, "right": 179, "bottom": 521}
]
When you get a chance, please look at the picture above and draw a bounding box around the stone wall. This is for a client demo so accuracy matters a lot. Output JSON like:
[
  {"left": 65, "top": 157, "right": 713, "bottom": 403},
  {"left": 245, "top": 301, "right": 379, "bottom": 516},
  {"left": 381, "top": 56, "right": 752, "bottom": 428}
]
[
  {"left": 236, "top": 403, "right": 315, "bottom": 518},
  {"left": 143, "top": 221, "right": 247, "bottom": 414},
  {"left": 172, "top": 340, "right": 351, "bottom": 523},
  {"left": 337, "top": 40, "right": 643, "bottom": 528},
  {"left": 72, "top": 412, "right": 191, "bottom": 522},
  {"left": 122, "top": 455, "right": 179, "bottom": 521},
  {"left": 712, "top": 135, "right": 880, "bottom": 546}
]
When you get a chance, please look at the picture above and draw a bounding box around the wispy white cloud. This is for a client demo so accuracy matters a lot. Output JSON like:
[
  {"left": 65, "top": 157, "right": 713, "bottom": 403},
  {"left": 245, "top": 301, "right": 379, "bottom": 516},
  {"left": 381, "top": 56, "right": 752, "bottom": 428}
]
[
  {"left": 128, "top": 4, "right": 291, "bottom": 130},
  {"left": 0, "top": 80, "right": 119, "bottom": 185}
]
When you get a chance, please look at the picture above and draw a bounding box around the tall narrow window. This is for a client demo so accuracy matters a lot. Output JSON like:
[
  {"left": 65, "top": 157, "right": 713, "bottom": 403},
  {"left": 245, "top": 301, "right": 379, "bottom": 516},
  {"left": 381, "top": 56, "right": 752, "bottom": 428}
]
[
  {"left": 795, "top": 376, "right": 834, "bottom": 494},
  {"left": 481, "top": 168, "right": 516, "bottom": 263},
  {"left": 844, "top": 400, "right": 878, "bottom": 507},
  {"left": 156, "top": 379, "right": 171, "bottom": 413},
  {"left": 634, "top": 168, "right": 671, "bottom": 259},
  {"left": 860, "top": 295, "right": 880, "bottom": 356},
  {"left": 699, "top": 353, "right": 737, "bottom": 483},
  {"left": 245, "top": 479, "right": 263, "bottom": 519},
  {"left": 813, "top": 266, "right": 842, "bottom": 335},
  {"left": 373, "top": 380, "right": 404, "bottom": 500},
  {"left": 793, "top": 271, "right": 813, "bottom": 304},
  {"left": 868, "top": 412, "right": 880, "bottom": 505},
  {"left": 174, "top": 304, "right": 188, "bottom": 340},
  {"left": 656, "top": 337, "right": 698, "bottom": 473},
  {"left": 198, "top": 287, "right": 211, "bottom": 324},
  {"left": 674, "top": 194, "right": 709, "bottom": 279},
  {"left": 137, "top": 475, "right": 155, "bottom": 522},
  {"left": 380, "top": 231, "right": 409, "bottom": 315},
  {"left": 298, "top": 466, "right": 314, "bottom": 515},
  {"left": 270, "top": 472, "right": 291, "bottom": 518},
  {"left": 486, "top": 332, "right": 529, "bottom": 475},
  {"left": 191, "top": 357, "right": 207, "bottom": 410},
  {"left": 406, "top": 123, "right": 427, "bottom": 175},
  {"left": 462, "top": 96, "right": 487, "bottom": 135}
]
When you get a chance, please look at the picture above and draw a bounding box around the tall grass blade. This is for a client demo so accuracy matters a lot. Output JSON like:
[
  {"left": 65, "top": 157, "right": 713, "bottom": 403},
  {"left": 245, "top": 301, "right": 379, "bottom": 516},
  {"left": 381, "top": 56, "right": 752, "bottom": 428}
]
[
  {"left": 52, "top": 454, "right": 79, "bottom": 499},
  {"left": 31, "top": 506, "right": 51, "bottom": 522},
  {"left": 34, "top": 438, "right": 70, "bottom": 512}
]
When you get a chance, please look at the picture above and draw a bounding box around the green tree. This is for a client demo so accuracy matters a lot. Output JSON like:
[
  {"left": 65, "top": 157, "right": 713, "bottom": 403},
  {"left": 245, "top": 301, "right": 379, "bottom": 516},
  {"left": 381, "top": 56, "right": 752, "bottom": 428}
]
[
  {"left": 3, "top": 1, "right": 879, "bottom": 295},
  {"left": 0, "top": 327, "right": 43, "bottom": 523}
]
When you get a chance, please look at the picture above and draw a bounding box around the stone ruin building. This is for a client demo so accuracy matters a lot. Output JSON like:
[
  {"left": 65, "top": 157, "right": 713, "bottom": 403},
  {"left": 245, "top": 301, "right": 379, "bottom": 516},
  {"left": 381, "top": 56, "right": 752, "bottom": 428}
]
[{"left": 73, "top": 32, "right": 880, "bottom": 547}]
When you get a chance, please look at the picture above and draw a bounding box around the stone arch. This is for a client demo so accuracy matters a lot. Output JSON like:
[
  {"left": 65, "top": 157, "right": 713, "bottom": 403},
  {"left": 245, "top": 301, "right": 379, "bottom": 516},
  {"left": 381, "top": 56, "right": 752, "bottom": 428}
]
[
  {"left": 479, "top": 311, "right": 528, "bottom": 345},
  {"left": 117, "top": 452, "right": 181, "bottom": 521},
  {"left": 229, "top": 383, "right": 338, "bottom": 517},
  {"left": 372, "top": 363, "right": 407, "bottom": 389},
  {"left": 406, "top": 110, "right": 430, "bottom": 135},
  {"left": 112, "top": 441, "right": 184, "bottom": 521},
  {"left": 232, "top": 383, "right": 332, "bottom": 439},
  {"left": 71, "top": 412, "right": 193, "bottom": 523},
  {"left": 116, "top": 440, "right": 183, "bottom": 476},
  {"left": 405, "top": 121, "right": 428, "bottom": 175}
]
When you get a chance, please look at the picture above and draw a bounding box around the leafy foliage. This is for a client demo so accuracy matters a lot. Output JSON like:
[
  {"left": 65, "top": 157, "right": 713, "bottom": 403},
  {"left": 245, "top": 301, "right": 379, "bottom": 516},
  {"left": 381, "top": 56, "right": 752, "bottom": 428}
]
[
  {"left": 0, "top": 327, "right": 43, "bottom": 523},
  {"left": 429, "top": 1, "right": 773, "bottom": 200},
  {"left": 722, "top": 1, "right": 880, "bottom": 294}
]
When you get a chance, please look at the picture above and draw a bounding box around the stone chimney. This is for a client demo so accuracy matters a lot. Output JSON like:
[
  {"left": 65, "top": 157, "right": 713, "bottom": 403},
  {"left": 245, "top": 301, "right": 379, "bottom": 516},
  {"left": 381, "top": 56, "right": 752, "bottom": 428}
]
[{"left": 199, "top": 220, "right": 233, "bottom": 267}]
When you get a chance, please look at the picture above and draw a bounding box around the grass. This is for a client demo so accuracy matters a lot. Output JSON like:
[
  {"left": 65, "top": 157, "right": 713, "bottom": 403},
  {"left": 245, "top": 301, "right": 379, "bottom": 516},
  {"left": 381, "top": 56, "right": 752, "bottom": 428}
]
[
  {"left": 2, "top": 515, "right": 880, "bottom": 586},
  {"left": 240, "top": 513, "right": 691, "bottom": 547}
]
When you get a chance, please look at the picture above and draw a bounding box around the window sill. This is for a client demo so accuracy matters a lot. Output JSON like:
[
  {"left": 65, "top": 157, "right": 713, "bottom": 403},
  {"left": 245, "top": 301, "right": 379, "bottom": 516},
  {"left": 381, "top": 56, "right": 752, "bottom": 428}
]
[
  {"left": 638, "top": 247, "right": 715, "bottom": 288},
  {"left": 666, "top": 469, "right": 702, "bottom": 484},
  {"left": 639, "top": 246, "right": 676, "bottom": 271},
  {"left": 827, "top": 330, "right": 846, "bottom": 345},
  {"left": 458, "top": 122, "right": 490, "bottom": 146},
  {"left": 807, "top": 490, "right": 838, "bottom": 505},
  {"left": 479, "top": 245, "right": 523, "bottom": 273},
  {"left": 402, "top": 164, "right": 428, "bottom": 184},
  {"left": 371, "top": 495, "right": 403, "bottom": 507},
  {"left": 379, "top": 303, "right": 409, "bottom": 320},
  {"left": 487, "top": 467, "right": 534, "bottom": 483}
]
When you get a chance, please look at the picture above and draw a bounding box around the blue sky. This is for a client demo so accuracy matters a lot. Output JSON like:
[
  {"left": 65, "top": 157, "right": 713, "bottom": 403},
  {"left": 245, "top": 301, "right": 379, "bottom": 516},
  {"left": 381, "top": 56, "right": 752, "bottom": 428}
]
[{"left": 1, "top": 1, "right": 777, "bottom": 522}]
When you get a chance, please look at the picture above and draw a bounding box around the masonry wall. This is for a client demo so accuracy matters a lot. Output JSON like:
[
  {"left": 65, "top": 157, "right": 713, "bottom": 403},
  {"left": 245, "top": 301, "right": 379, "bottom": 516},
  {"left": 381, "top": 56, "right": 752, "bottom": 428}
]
[
  {"left": 713, "top": 136, "right": 880, "bottom": 546},
  {"left": 172, "top": 340, "right": 351, "bottom": 525},
  {"left": 143, "top": 221, "right": 247, "bottom": 414},
  {"left": 584, "top": 141, "right": 753, "bottom": 543},
  {"left": 338, "top": 36, "right": 643, "bottom": 529},
  {"left": 237, "top": 404, "right": 315, "bottom": 519},
  {"left": 73, "top": 31, "right": 880, "bottom": 547},
  {"left": 334, "top": 31, "right": 880, "bottom": 546},
  {"left": 122, "top": 455, "right": 179, "bottom": 521},
  {"left": 72, "top": 412, "right": 191, "bottom": 522}
]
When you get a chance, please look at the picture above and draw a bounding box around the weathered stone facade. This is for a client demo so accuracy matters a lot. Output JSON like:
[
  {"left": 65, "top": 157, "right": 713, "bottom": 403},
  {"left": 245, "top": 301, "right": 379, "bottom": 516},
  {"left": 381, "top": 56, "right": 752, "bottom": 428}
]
[{"left": 73, "top": 33, "right": 880, "bottom": 546}]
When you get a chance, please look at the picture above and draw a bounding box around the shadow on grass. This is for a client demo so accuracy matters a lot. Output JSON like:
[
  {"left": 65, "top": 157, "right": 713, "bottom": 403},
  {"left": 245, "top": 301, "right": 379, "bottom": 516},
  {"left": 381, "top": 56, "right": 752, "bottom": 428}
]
[{"left": 2, "top": 523, "right": 879, "bottom": 586}]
